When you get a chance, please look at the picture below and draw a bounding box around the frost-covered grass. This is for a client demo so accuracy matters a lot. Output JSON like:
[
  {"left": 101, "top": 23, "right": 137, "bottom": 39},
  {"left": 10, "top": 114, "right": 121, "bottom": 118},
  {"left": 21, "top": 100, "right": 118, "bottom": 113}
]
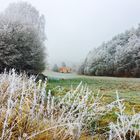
[
  {"left": 0, "top": 70, "right": 140, "bottom": 139},
  {"left": 109, "top": 93, "right": 140, "bottom": 140},
  {"left": 47, "top": 77, "right": 140, "bottom": 105}
]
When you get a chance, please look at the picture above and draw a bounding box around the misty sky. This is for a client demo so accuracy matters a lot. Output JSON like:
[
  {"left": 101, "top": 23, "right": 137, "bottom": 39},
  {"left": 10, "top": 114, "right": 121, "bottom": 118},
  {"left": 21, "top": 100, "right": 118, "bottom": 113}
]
[{"left": 1, "top": 0, "right": 140, "bottom": 66}]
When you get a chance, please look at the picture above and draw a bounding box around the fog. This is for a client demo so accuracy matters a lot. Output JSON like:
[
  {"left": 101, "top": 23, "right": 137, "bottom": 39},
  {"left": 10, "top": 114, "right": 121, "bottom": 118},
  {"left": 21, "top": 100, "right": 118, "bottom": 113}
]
[{"left": 1, "top": 0, "right": 140, "bottom": 66}]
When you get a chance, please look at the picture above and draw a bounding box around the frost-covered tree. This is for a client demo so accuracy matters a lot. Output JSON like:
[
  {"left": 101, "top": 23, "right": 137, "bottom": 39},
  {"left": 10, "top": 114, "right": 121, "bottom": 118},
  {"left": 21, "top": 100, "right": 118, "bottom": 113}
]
[
  {"left": 3, "top": 1, "right": 46, "bottom": 41},
  {"left": 0, "top": 2, "right": 47, "bottom": 74},
  {"left": 81, "top": 25, "right": 140, "bottom": 77},
  {"left": 61, "top": 62, "right": 66, "bottom": 67},
  {"left": 52, "top": 64, "right": 59, "bottom": 72}
]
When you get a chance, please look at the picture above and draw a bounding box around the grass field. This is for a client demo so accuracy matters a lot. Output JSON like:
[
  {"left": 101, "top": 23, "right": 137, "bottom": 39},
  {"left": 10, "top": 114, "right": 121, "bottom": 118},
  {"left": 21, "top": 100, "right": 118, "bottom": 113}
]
[
  {"left": 46, "top": 71, "right": 140, "bottom": 105},
  {"left": 46, "top": 71, "right": 140, "bottom": 127},
  {"left": 45, "top": 73, "right": 140, "bottom": 138}
]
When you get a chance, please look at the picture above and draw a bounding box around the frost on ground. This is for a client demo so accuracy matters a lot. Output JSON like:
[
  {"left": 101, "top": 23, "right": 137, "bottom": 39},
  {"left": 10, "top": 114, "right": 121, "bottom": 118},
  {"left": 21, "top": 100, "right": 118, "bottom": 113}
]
[{"left": 0, "top": 69, "right": 139, "bottom": 140}]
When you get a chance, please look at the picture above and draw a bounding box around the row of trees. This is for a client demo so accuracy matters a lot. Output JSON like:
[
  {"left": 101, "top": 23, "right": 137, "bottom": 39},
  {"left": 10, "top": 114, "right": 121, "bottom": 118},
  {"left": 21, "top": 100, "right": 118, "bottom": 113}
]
[
  {"left": 0, "top": 2, "right": 47, "bottom": 74},
  {"left": 79, "top": 25, "right": 140, "bottom": 77}
]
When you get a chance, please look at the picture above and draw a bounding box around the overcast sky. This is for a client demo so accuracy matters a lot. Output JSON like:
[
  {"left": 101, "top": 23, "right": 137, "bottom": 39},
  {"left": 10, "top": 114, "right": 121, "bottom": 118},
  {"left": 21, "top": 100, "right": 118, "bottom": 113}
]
[{"left": 0, "top": 0, "right": 140, "bottom": 66}]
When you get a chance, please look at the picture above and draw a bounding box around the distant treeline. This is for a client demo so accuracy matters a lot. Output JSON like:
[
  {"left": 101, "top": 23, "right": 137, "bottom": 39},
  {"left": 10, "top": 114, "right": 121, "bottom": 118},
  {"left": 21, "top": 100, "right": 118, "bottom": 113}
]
[{"left": 79, "top": 25, "right": 140, "bottom": 77}]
